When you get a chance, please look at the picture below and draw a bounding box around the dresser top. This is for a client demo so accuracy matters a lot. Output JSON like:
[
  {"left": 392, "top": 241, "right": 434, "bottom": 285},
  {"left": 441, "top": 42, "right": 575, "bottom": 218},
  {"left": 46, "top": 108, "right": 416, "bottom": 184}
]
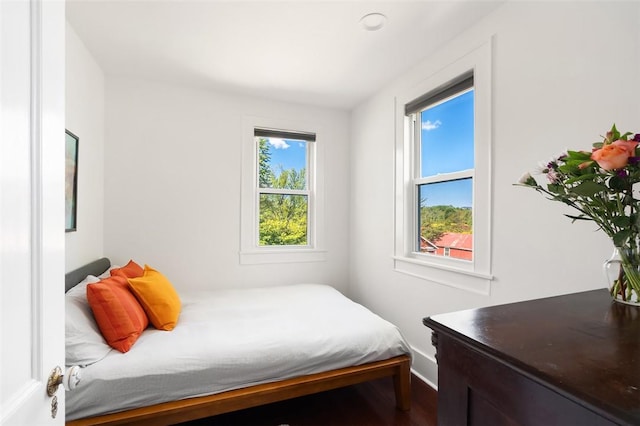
[{"left": 424, "top": 289, "right": 640, "bottom": 423}]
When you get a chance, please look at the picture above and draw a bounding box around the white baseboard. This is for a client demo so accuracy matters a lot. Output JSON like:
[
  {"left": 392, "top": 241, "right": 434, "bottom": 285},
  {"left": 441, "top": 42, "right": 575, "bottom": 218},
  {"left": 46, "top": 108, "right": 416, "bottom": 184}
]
[{"left": 409, "top": 346, "right": 438, "bottom": 390}]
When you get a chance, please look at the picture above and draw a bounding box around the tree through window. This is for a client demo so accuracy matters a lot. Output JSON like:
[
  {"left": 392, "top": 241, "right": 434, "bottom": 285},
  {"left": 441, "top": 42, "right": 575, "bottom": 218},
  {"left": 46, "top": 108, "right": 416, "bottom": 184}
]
[
  {"left": 255, "top": 128, "right": 315, "bottom": 246},
  {"left": 394, "top": 40, "right": 492, "bottom": 291},
  {"left": 407, "top": 73, "right": 474, "bottom": 261}
]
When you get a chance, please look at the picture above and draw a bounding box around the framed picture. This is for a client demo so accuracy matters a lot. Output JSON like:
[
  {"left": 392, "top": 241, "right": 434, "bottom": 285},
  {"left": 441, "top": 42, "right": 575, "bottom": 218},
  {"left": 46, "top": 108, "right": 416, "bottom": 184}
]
[{"left": 65, "top": 130, "right": 79, "bottom": 232}]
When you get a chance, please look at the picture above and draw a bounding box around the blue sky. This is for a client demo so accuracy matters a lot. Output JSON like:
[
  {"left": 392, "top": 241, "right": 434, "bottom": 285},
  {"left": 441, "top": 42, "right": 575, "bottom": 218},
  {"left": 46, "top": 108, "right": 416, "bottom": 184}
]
[
  {"left": 261, "top": 89, "right": 473, "bottom": 208},
  {"left": 419, "top": 90, "right": 474, "bottom": 208},
  {"left": 420, "top": 179, "right": 472, "bottom": 208},
  {"left": 265, "top": 138, "right": 307, "bottom": 172}
]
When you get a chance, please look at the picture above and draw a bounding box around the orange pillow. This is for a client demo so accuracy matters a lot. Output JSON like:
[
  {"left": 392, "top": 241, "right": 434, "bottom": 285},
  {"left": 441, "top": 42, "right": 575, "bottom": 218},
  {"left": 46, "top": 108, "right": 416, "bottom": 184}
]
[
  {"left": 86, "top": 276, "right": 149, "bottom": 353},
  {"left": 127, "top": 265, "right": 181, "bottom": 331},
  {"left": 110, "top": 260, "right": 144, "bottom": 279}
]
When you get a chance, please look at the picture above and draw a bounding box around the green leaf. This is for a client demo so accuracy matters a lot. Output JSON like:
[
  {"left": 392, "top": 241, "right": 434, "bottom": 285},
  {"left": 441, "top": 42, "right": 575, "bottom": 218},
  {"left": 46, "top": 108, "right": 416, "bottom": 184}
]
[
  {"left": 610, "top": 123, "right": 620, "bottom": 140},
  {"left": 564, "top": 174, "right": 597, "bottom": 184},
  {"left": 611, "top": 216, "right": 631, "bottom": 228},
  {"left": 564, "top": 159, "right": 590, "bottom": 168},
  {"left": 547, "top": 183, "right": 565, "bottom": 194},
  {"left": 558, "top": 160, "right": 595, "bottom": 175},
  {"left": 566, "top": 150, "right": 592, "bottom": 160},
  {"left": 621, "top": 131, "right": 633, "bottom": 140},
  {"left": 569, "top": 181, "right": 607, "bottom": 197},
  {"left": 608, "top": 175, "right": 629, "bottom": 192},
  {"left": 564, "top": 214, "right": 592, "bottom": 221},
  {"left": 613, "top": 229, "right": 631, "bottom": 247}
]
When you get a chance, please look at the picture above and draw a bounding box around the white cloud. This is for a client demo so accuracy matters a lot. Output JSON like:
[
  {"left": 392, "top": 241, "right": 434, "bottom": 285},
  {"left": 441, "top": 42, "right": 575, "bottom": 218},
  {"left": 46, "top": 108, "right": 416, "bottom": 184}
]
[
  {"left": 422, "top": 120, "right": 442, "bottom": 131},
  {"left": 268, "top": 138, "right": 290, "bottom": 149}
]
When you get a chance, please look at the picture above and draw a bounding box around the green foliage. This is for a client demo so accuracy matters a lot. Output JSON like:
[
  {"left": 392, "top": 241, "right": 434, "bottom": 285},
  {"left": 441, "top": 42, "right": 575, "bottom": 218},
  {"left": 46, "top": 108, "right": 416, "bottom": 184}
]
[
  {"left": 515, "top": 124, "right": 640, "bottom": 246},
  {"left": 420, "top": 205, "right": 472, "bottom": 243},
  {"left": 258, "top": 138, "right": 274, "bottom": 187},
  {"left": 516, "top": 124, "right": 640, "bottom": 302},
  {"left": 259, "top": 194, "right": 308, "bottom": 246},
  {"left": 270, "top": 167, "right": 306, "bottom": 190},
  {"left": 257, "top": 140, "right": 308, "bottom": 246}
]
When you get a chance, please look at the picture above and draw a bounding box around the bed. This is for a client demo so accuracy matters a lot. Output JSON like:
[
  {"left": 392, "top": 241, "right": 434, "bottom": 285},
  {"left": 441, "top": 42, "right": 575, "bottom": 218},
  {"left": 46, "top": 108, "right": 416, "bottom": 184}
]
[{"left": 64, "top": 258, "right": 412, "bottom": 426}]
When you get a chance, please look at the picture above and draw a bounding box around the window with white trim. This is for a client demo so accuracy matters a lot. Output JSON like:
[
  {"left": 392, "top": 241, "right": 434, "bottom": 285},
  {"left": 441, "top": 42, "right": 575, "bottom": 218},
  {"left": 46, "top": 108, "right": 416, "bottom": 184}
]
[
  {"left": 409, "top": 73, "right": 474, "bottom": 261},
  {"left": 240, "top": 116, "right": 326, "bottom": 265},
  {"left": 394, "top": 40, "right": 493, "bottom": 294},
  {"left": 255, "top": 128, "right": 314, "bottom": 247}
]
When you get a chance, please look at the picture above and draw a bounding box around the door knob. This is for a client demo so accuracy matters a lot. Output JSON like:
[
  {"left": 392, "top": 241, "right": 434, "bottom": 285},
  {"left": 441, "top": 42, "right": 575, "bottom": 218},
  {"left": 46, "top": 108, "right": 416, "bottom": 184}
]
[
  {"left": 47, "top": 366, "right": 63, "bottom": 396},
  {"left": 47, "top": 365, "right": 82, "bottom": 396}
]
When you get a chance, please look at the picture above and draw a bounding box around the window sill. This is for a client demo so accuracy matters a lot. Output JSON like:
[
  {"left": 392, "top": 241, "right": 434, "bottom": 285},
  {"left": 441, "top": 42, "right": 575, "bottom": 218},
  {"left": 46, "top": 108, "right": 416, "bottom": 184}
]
[
  {"left": 393, "top": 255, "right": 492, "bottom": 295},
  {"left": 240, "top": 249, "right": 327, "bottom": 265}
]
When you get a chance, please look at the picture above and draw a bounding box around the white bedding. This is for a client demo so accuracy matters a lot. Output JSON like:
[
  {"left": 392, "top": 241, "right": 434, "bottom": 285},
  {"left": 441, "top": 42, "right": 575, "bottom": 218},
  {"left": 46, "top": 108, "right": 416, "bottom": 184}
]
[{"left": 66, "top": 284, "right": 411, "bottom": 420}]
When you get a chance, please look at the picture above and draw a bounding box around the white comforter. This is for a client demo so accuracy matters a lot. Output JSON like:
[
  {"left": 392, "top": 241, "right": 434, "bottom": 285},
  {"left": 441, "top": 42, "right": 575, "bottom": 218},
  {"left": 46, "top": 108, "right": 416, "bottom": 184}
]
[{"left": 66, "top": 284, "right": 411, "bottom": 420}]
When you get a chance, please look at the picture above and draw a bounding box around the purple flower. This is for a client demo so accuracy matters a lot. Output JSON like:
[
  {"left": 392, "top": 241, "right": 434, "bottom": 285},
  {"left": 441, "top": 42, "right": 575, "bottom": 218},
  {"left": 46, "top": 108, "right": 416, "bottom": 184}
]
[
  {"left": 617, "top": 169, "right": 628, "bottom": 178},
  {"left": 546, "top": 170, "right": 560, "bottom": 183},
  {"left": 633, "top": 133, "right": 640, "bottom": 142},
  {"left": 629, "top": 156, "right": 640, "bottom": 166}
]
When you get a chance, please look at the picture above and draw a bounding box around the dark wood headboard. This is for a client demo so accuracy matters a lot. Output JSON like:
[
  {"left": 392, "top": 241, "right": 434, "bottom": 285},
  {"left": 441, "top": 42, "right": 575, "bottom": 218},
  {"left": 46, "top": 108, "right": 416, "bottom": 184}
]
[{"left": 65, "top": 257, "right": 111, "bottom": 292}]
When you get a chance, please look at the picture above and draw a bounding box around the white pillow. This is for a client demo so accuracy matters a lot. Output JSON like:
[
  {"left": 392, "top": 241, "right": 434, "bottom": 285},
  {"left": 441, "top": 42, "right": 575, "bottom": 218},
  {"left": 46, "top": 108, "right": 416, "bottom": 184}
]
[{"left": 65, "top": 275, "right": 113, "bottom": 366}]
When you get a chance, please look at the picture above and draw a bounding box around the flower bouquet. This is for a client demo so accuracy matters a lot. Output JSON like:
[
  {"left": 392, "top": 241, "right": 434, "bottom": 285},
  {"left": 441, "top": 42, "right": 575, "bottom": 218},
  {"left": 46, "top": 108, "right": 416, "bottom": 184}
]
[{"left": 517, "top": 124, "right": 640, "bottom": 305}]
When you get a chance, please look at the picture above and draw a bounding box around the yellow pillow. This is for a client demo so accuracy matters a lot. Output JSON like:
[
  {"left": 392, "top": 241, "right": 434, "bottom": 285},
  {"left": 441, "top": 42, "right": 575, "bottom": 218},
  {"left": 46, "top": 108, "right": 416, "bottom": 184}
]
[{"left": 127, "top": 265, "right": 181, "bottom": 331}]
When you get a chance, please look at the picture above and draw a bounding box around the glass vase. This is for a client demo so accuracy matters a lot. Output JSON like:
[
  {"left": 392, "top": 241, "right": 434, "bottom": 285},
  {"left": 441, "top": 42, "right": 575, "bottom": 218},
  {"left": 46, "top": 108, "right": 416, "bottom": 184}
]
[{"left": 603, "top": 246, "right": 640, "bottom": 306}]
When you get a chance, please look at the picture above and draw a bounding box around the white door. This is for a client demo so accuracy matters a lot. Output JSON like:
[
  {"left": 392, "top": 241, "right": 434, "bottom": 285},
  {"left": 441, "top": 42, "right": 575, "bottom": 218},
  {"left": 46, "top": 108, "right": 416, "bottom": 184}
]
[{"left": 0, "top": 0, "right": 65, "bottom": 424}]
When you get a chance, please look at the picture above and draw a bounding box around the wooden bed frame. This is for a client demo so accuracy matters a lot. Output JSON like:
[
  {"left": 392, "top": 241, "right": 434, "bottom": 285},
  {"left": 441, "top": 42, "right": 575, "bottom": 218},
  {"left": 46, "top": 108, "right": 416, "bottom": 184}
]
[{"left": 65, "top": 258, "right": 412, "bottom": 426}]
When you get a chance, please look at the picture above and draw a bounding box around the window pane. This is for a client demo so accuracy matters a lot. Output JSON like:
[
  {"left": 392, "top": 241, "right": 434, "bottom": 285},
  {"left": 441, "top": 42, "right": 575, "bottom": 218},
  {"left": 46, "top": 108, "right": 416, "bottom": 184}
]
[
  {"left": 259, "top": 194, "right": 308, "bottom": 246},
  {"left": 418, "top": 179, "right": 472, "bottom": 260},
  {"left": 257, "top": 137, "right": 307, "bottom": 189},
  {"left": 420, "top": 89, "right": 474, "bottom": 177}
]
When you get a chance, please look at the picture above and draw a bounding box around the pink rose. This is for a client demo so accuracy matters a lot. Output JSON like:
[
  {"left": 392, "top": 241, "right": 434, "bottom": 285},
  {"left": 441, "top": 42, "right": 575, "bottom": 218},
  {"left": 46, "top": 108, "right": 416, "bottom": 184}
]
[
  {"left": 611, "top": 139, "right": 638, "bottom": 155},
  {"left": 591, "top": 144, "right": 631, "bottom": 170}
]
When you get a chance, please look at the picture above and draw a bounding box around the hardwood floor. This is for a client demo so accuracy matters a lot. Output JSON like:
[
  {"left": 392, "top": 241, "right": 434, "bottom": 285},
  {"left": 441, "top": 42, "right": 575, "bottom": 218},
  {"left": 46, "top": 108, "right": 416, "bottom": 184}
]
[{"left": 176, "top": 374, "right": 437, "bottom": 426}]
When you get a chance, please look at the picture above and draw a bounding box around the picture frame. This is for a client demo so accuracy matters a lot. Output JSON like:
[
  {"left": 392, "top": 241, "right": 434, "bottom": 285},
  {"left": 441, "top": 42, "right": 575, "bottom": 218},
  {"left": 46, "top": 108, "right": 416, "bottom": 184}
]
[{"left": 65, "top": 130, "right": 79, "bottom": 232}]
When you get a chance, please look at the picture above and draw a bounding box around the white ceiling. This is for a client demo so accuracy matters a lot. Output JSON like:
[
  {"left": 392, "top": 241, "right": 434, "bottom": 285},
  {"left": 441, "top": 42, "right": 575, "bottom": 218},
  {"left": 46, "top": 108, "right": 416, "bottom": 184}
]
[{"left": 66, "top": 1, "right": 504, "bottom": 110}]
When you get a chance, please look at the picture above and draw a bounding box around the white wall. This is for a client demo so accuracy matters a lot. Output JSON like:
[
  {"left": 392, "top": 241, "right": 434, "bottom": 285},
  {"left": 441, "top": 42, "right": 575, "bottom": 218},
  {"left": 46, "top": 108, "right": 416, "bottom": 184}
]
[
  {"left": 68, "top": 1, "right": 640, "bottom": 387},
  {"left": 104, "top": 77, "right": 351, "bottom": 293},
  {"left": 65, "top": 22, "right": 105, "bottom": 272},
  {"left": 349, "top": 1, "right": 640, "bottom": 386}
]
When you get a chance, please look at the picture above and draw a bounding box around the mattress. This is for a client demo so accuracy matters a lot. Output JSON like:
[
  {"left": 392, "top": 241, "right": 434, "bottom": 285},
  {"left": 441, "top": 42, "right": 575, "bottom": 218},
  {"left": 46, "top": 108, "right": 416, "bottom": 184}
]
[{"left": 66, "top": 284, "right": 411, "bottom": 420}]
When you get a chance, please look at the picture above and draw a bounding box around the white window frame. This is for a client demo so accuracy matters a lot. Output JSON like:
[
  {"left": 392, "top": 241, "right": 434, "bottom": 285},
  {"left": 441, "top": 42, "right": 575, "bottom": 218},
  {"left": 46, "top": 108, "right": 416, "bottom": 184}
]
[
  {"left": 393, "top": 40, "right": 493, "bottom": 295},
  {"left": 240, "top": 115, "right": 326, "bottom": 265}
]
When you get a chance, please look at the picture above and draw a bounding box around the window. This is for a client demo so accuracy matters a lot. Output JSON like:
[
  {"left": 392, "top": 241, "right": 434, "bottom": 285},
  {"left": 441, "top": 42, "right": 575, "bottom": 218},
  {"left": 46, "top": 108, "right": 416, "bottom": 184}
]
[
  {"left": 409, "top": 74, "right": 474, "bottom": 261},
  {"left": 240, "top": 116, "right": 326, "bottom": 264},
  {"left": 255, "top": 128, "right": 313, "bottom": 247},
  {"left": 394, "top": 40, "right": 492, "bottom": 294}
]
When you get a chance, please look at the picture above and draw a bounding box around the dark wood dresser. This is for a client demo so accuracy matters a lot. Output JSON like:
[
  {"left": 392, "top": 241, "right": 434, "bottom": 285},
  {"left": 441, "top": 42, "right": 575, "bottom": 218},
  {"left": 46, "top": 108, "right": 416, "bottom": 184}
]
[{"left": 423, "top": 289, "right": 640, "bottom": 425}]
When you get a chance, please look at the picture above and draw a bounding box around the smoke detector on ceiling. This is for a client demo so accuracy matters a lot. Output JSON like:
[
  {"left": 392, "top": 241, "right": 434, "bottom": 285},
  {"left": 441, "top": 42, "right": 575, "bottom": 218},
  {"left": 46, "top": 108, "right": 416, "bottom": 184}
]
[{"left": 359, "top": 12, "right": 387, "bottom": 31}]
